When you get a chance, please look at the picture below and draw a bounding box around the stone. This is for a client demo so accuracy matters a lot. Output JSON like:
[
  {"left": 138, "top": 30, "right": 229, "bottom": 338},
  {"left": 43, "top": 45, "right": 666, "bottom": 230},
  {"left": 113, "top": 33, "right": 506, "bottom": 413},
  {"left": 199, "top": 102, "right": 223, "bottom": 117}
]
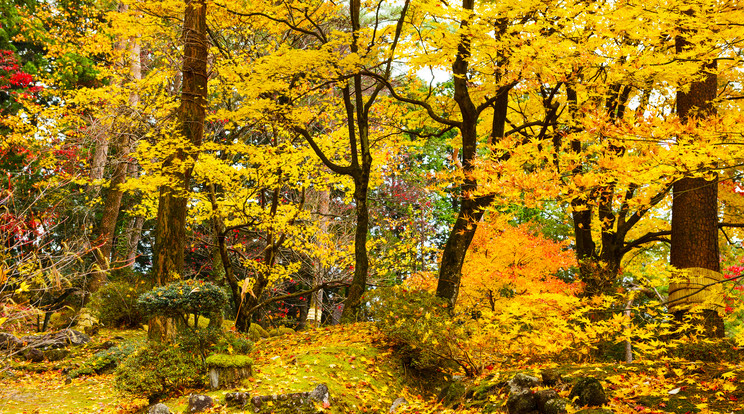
[
  {"left": 0, "top": 332, "right": 22, "bottom": 351},
  {"left": 507, "top": 389, "right": 538, "bottom": 414},
  {"left": 20, "top": 329, "right": 90, "bottom": 349},
  {"left": 541, "top": 369, "right": 563, "bottom": 386},
  {"left": 44, "top": 348, "right": 70, "bottom": 361},
  {"left": 224, "top": 392, "right": 251, "bottom": 408},
  {"left": 148, "top": 403, "right": 171, "bottom": 414},
  {"left": 23, "top": 348, "right": 45, "bottom": 362},
  {"left": 569, "top": 377, "right": 608, "bottom": 407},
  {"left": 309, "top": 383, "right": 330, "bottom": 406},
  {"left": 187, "top": 394, "right": 214, "bottom": 413},
  {"left": 389, "top": 396, "right": 408, "bottom": 413},
  {"left": 536, "top": 389, "right": 559, "bottom": 412},
  {"left": 248, "top": 384, "right": 331, "bottom": 413},
  {"left": 544, "top": 398, "right": 568, "bottom": 414},
  {"left": 508, "top": 373, "right": 540, "bottom": 394}
]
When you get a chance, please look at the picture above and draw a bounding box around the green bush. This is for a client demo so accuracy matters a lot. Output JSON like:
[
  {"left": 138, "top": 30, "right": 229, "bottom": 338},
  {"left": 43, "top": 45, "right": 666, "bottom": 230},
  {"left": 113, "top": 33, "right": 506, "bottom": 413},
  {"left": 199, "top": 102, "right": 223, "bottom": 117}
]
[
  {"left": 89, "top": 281, "right": 147, "bottom": 328},
  {"left": 115, "top": 343, "right": 204, "bottom": 401},
  {"left": 69, "top": 341, "right": 141, "bottom": 378},
  {"left": 137, "top": 280, "right": 227, "bottom": 321}
]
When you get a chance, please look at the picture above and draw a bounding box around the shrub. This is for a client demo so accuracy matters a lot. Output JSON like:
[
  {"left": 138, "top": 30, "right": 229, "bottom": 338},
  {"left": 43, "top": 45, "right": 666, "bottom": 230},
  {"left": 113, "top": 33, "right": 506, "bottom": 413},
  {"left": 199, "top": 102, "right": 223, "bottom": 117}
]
[
  {"left": 370, "top": 287, "right": 465, "bottom": 374},
  {"left": 137, "top": 280, "right": 227, "bottom": 322},
  {"left": 115, "top": 343, "right": 204, "bottom": 401},
  {"left": 69, "top": 341, "right": 141, "bottom": 378},
  {"left": 89, "top": 281, "right": 146, "bottom": 328}
]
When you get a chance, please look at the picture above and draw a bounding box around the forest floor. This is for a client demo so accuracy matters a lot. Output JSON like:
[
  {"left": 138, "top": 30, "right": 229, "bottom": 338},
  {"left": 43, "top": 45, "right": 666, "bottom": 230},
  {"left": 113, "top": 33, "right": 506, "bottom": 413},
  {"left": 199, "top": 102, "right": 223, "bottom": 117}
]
[{"left": 1, "top": 322, "right": 743, "bottom": 413}]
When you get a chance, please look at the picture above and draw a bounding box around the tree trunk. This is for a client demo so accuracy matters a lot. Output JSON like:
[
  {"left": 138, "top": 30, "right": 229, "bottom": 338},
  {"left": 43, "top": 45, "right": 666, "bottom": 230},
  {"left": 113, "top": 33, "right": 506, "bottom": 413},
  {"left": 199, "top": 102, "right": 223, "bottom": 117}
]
[
  {"left": 436, "top": 0, "right": 495, "bottom": 308},
  {"left": 150, "top": 0, "right": 207, "bottom": 341},
  {"left": 670, "top": 27, "right": 723, "bottom": 337},
  {"left": 88, "top": 5, "right": 142, "bottom": 292},
  {"left": 343, "top": 175, "right": 370, "bottom": 320},
  {"left": 307, "top": 188, "right": 330, "bottom": 328}
]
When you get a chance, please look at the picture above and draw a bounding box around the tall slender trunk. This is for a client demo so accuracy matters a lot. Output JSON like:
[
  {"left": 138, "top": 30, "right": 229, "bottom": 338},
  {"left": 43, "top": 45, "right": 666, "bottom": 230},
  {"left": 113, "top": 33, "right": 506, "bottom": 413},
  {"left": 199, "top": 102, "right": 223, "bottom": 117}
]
[
  {"left": 88, "top": 4, "right": 142, "bottom": 292},
  {"left": 307, "top": 188, "right": 330, "bottom": 327},
  {"left": 150, "top": 0, "right": 207, "bottom": 341}
]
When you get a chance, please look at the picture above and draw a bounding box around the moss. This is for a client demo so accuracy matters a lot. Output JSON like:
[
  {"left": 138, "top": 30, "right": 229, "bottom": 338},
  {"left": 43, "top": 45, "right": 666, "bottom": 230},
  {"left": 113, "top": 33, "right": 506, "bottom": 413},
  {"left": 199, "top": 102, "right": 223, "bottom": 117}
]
[
  {"left": 249, "top": 323, "right": 270, "bottom": 341},
  {"left": 205, "top": 353, "right": 253, "bottom": 368},
  {"left": 269, "top": 326, "right": 295, "bottom": 337}
]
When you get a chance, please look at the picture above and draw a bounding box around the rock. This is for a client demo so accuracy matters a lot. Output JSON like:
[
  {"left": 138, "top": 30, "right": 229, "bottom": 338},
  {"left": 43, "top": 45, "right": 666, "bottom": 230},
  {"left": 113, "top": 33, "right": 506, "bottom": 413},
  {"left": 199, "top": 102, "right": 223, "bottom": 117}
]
[
  {"left": 506, "top": 373, "right": 544, "bottom": 414},
  {"left": 507, "top": 389, "right": 538, "bottom": 414},
  {"left": 438, "top": 378, "right": 468, "bottom": 407},
  {"left": 569, "top": 377, "right": 608, "bottom": 407},
  {"left": 21, "top": 329, "right": 90, "bottom": 349},
  {"left": 309, "top": 383, "right": 330, "bottom": 406},
  {"left": 248, "top": 384, "right": 331, "bottom": 413},
  {"left": 541, "top": 369, "right": 562, "bottom": 386},
  {"left": 44, "top": 348, "right": 70, "bottom": 361},
  {"left": 187, "top": 394, "right": 214, "bottom": 413},
  {"left": 508, "top": 373, "right": 540, "bottom": 394},
  {"left": 23, "top": 348, "right": 45, "bottom": 362},
  {"left": 225, "top": 392, "right": 251, "bottom": 408},
  {"left": 148, "top": 403, "right": 171, "bottom": 414},
  {"left": 389, "top": 396, "right": 408, "bottom": 413},
  {"left": 536, "top": 389, "right": 559, "bottom": 412},
  {"left": 0, "top": 332, "right": 22, "bottom": 351},
  {"left": 544, "top": 398, "right": 568, "bottom": 414}
]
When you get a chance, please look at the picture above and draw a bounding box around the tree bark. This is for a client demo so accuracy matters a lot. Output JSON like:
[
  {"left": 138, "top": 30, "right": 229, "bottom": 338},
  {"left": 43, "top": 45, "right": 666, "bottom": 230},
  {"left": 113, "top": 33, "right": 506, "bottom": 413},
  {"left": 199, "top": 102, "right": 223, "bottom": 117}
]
[
  {"left": 88, "top": 4, "right": 141, "bottom": 292},
  {"left": 670, "top": 25, "right": 723, "bottom": 337},
  {"left": 150, "top": 0, "right": 207, "bottom": 341}
]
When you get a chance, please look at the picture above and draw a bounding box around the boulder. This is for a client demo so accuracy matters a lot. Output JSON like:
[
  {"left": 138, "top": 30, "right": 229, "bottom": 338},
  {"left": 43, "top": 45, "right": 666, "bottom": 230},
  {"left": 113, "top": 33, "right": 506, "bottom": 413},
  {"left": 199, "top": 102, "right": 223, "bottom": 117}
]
[
  {"left": 224, "top": 392, "right": 251, "bottom": 408},
  {"left": 23, "top": 348, "right": 45, "bottom": 362},
  {"left": 44, "top": 348, "right": 70, "bottom": 361},
  {"left": 535, "top": 389, "right": 559, "bottom": 412},
  {"left": 569, "top": 377, "right": 607, "bottom": 407},
  {"left": 389, "top": 396, "right": 408, "bottom": 413},
  {"left": 544, "top": 398, "right": 568, "bottom": 414},
  {"left": 21, "top": 329, "right": 90, "bottom": 349},
  {"left": 249, "top": 383, "right": 331, "bottom": 413},
  {"left": 541, "top": 369, "right": 563, "bottom": 386},
  {"left": 187, "top": 394, "right": 214, "bottom": 413},
  {"left": 506, "top": 373, "right": 541, "bottom": 414},
  {"left": 148, "top": 403, "right": 171, "bottom": 414},
  {"left": 0, "top": 332, "right": 22, "bottom": 351},
  {"left": 508, "top": 373, "right": 541, "bottom": 394}
]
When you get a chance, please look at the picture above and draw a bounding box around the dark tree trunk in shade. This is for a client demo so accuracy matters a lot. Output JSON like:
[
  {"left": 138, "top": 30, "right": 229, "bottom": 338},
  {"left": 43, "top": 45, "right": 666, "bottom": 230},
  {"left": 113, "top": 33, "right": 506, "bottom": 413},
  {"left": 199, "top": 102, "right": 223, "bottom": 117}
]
[
  {"left": 670, "top": 29, "right": 723, "bottom": 337},
  {"left": 149, "top": 0, "right": 207, "bottom": 341}
]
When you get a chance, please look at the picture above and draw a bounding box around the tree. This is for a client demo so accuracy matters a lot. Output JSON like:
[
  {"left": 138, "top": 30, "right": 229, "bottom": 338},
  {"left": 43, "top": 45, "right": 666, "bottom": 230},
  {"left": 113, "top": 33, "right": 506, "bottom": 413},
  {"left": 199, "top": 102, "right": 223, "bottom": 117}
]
[
  {"left": 149, "top": 0, "right": 208, "bottom": 341},
  {"left": 669, "top": 5, "right": 723, "bottom": 337}
]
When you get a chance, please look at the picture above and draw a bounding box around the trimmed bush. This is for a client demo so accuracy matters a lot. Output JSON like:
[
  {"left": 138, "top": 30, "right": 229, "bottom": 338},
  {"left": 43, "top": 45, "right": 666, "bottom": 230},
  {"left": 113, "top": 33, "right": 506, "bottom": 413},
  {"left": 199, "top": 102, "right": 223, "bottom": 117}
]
[
  {"left": 137, "top": 279, "right": 227, "bottom": 320},
  {"left": 69, "top": 341, "right": 141, "bottom": 378},
  {"left": 115, "top": 343, "right": 204, "bottom": 401}
]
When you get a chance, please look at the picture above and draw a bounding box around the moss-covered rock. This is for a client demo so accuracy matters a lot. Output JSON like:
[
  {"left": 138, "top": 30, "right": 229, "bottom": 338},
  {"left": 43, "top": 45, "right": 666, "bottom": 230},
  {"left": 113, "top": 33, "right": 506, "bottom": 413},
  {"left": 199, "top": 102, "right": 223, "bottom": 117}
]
[
  {"left": 205, "top": 353, "right": 253, "bottom": 368},
  {"left": 206, "top": 354, "right": 252, "bottom": 389}
]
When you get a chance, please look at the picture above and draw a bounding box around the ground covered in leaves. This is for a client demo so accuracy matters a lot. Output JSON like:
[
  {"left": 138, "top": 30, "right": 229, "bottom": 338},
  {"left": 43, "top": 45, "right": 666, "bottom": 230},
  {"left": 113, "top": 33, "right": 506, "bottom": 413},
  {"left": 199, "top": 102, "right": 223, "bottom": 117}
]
[{"left": 1, "top": 323, "right": 742, "bottom": 413}]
